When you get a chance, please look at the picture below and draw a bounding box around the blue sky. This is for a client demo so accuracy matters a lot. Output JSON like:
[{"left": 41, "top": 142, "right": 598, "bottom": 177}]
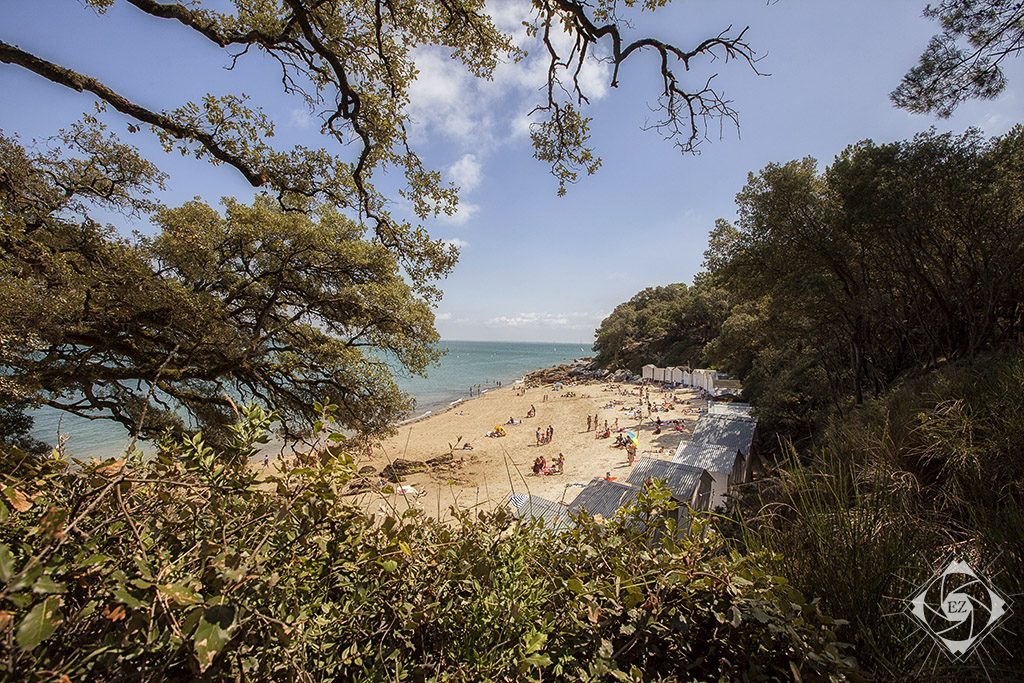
[{"left": 2, "top": 0, "right": 1022, "bottom": 344}]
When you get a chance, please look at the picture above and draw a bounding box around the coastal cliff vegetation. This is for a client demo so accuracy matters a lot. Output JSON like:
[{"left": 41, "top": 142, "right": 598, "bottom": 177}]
[{"left": 595, "top": 126, "right": 1024, "bottom": 677}]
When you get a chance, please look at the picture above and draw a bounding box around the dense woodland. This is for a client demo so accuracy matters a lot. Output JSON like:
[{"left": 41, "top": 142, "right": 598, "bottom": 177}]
[
  {"left": 596, "top": 127, "right": 1024, "bottom": 442},
  {"left": 595, "top": 126, "right": 1024, "bottom": 677},
  {"left": 3, "top": 0, "right": 1024, "bottom": 680}
]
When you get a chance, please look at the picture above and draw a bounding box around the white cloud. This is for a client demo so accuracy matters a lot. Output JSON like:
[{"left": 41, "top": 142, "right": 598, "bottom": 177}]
[
  {"left": 288, "top": 108, "right": 316, "bottom": 129},
  {"left": 435, "top": 312, "right": 453, "bottom": 321},
  {"left": 448, "top": 154, "right": 482, "bottom": 192},
  {"left": 487, "top": 311, "right": 599, "bottom": 329},
  {"left": 439, "top": 203, "right": 479, "bottom": 225},
  {"left": 405, "top": 5, "right": 612, "bottom": 149},
  {"left": 443, "top": 237, "right": 469, "bottom": 249}
]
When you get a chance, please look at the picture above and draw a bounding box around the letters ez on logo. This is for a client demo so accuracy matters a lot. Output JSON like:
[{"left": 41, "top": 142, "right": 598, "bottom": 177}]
[{"left": 907, "top": 558, "right": 1011, "bottom": 659}]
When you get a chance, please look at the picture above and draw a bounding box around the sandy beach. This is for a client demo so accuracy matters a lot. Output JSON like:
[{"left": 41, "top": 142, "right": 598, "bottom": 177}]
[{"left": 351, "top": 380, "right": 706, "bottom": 520}]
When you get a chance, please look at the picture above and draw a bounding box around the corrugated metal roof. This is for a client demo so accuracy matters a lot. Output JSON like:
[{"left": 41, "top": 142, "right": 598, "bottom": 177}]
[
  {"left": 506, "top": 494, "right": 569, "bottom": 527},
  {"left": 567, "top": 478, "right": 639, "bottom": 519},
  {"left": 688, "top": 414, "right": 756, "bottom": 456},
  {"left": 708, "top": 402, "right": 753, "bottom": 417},
  {"left": 627, "top": 457, "right": 705, "bottom": 502},
  {"left": 673, "top": 442, "right": 740, "bottom": 475}
]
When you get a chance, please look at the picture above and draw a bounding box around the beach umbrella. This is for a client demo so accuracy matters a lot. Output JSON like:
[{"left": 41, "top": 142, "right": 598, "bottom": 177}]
[{"left": 625, "top": 431, "right": 639, "bottom": 445}]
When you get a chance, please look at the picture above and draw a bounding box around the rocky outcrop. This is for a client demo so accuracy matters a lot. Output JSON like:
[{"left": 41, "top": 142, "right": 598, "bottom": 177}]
[
  {"left": 522, "top": 357, "right": 639, "bottom": 386},
  {"left": 380, "top": 452, "right": 458, "bottom": 482}
]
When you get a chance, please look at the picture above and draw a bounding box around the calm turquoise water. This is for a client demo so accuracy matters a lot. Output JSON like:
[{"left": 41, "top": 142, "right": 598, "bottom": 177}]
[{"left": 28, "top": 340, "right": 590, "bottom": 458}]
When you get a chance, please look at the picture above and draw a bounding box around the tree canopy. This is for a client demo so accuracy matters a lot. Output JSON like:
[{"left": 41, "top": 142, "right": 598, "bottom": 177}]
[
  {"left": 596, "top": 127, "right": 1024, "bottom": 441},
  {"left": 1, "top": 126, "right": 441, "bottom": 441},
  {"left": 894, "top": 0, "right": 1024, "bottom": 117},
  {"left": 592, "top": 280, "right": 729, "bottom": 372}
]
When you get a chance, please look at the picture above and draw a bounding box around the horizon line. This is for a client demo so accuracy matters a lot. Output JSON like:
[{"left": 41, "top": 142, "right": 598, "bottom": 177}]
[{"left": 439, "top": 338, "right": 594, "bottom": 347}]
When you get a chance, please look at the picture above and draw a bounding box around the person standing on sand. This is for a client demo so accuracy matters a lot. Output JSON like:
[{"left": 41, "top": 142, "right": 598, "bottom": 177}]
[
  {"left": 587, "top": 415, "right": 592, "bottom": 431},
  {"left": 535, "top": 428, "right": 541, "bottom": 445}
]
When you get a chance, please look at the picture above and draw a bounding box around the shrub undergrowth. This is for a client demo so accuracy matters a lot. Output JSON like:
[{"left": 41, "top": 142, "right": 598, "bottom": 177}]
[{"left": 1, "top": 404, "right": 855, "bottom": 681}]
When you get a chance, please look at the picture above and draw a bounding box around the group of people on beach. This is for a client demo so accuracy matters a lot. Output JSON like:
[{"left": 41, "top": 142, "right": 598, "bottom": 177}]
[
  {"left": 535, "top": 425, "right": 555, "bottom": 445},
  {"left": 532, "top": 452, "right": 564, "bottom": 476},
  {"left": 467, "top": 380, "right": 503, "bottom": 397}
]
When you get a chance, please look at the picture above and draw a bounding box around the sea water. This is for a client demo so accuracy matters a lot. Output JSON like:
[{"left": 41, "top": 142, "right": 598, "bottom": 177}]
[{"left": 27, "top": 340, "right": 590, "bottom": 459}]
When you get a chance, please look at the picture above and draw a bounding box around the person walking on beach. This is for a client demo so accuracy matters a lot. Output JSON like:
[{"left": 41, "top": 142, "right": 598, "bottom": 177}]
[
  {"left": 587, "top": 415, "right": 592, "bottom": 431},
  {"left": 547, "top": 425, "right": 554, "bottom": 442},
  {"left": 535, "top": 428, "right": 541, "bottom": 445}
]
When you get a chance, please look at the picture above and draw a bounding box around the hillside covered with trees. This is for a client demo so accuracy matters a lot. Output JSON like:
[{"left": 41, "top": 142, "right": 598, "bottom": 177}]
[
  {"left": 597, "top": 127, "right": 1024, "bottom": 442},
  {"left": 594, "top": 125, "right": 1024, "bottom": 677}
]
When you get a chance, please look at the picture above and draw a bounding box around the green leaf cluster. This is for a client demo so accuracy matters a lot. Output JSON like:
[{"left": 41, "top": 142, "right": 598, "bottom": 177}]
[
  {"left": 0, "top": 406, "right": 855, "bottom": 681},
  {"left": 0, "top": 128, "right": 442, "bottom": 443}
]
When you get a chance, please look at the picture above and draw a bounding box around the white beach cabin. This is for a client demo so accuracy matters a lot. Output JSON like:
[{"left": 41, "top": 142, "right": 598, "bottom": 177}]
[{"left": 642, "top": 364, "right": 656, "bottom": 381}]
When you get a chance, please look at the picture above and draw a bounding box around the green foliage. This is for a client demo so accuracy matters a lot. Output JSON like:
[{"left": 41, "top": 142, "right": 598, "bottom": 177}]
[
  {"left": 598, "top": 127, "right": 1024, "bottom": 442},
  {"left": 593, "top": 281, "right": 730, "bottom": 372},
  {"left": 737, "top": 350, "right": 1024, "bottom": 677},
  {"left": 702, "top": 127, "right": 1024, "bottom": 442},
  {"left": 893, "top": 0, "right": 1024, "bottom": 117},
  {"left": 0, "top": 406, "right": 856, "bottom": 681},
  {"left": 1, "top": 129, "right": 442, "bottom": 442}
]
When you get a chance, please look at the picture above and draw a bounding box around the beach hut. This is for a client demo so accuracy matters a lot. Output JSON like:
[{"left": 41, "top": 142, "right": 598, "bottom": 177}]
[
  {"left": 567, "top": 478, "right": 639, "bottom": 521},
  {"left": 684, "top": 413, "right": 758, "bottom": 483},
  {"left": 641, "top": 364, "right": 656, "bottom": 381},
  {"left": 627, "top": 458, "right": 714, "bottom": 515},
  {"left": 665, "top": 366, "right": 680, "bottom": 385},
  {"left": 506, "top": 494, "right": 570, "bottom": 528},
  {"left": 681, "top": 370, "right": 692, "bottom": 386},
  {"left": 672, "top": 442, "right": 744, "bottom": 510},
  {"left": 651, "top": 367, "right": 665, "bottom": 383}
]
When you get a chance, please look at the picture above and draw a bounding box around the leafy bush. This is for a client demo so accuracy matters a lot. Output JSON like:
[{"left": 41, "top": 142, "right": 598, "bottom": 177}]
[
  {"left": 738, "top": 350, "right": 1024, "bottom": 677},
  {"left": 1, "top": 406, "right": 855, "bottom": 681}
]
